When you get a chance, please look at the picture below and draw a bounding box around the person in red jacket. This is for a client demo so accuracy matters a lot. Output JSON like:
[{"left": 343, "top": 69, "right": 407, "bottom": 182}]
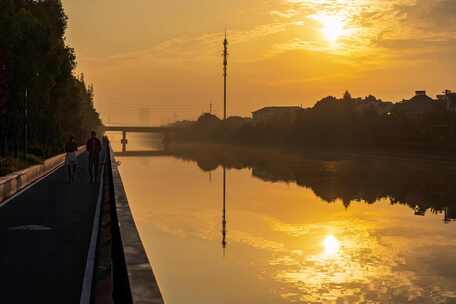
[{"left": 86, "top": 131, "right": 101, "bottom": 183}]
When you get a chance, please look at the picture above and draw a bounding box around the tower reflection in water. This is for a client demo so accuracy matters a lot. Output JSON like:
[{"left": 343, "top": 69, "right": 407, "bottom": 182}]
[{"left": 222, "top": 166, "right": 227, "bottom": 255}]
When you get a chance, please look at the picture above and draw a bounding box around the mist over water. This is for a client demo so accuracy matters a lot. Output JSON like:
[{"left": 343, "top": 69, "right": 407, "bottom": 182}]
[
  {"left": 109, "top": 134, "right": 456, "bottom": 304},
  {"left": 108, "top": 133, "right": 164, "bottom": 152}
]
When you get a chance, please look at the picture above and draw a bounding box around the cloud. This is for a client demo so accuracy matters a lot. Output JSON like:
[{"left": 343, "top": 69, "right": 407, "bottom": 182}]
[
  {"left": 379, "top": 38, "right": 456, "bottom": 50},
  {"left": 264, "top": 0, "right": 456, "bottom": 61},
  {"left": 271, "top": 9, "right": 299, "bottom": 19},
  {"left": 67, "top": 0, "right": 456, "bottom": 122},
  {"left": 400, "top": 0, "right": 456, "bottom": 30},
  {"left": 80, "top": 22, "right": 288, "bottom": 67},
  {"left": 80, "top": 0, "right": 455, "bottom": 68}
]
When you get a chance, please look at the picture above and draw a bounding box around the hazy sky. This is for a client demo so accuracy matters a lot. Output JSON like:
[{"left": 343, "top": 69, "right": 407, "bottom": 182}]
[{"left": 63, "top": 0, "right": 456, "bottom": 125}]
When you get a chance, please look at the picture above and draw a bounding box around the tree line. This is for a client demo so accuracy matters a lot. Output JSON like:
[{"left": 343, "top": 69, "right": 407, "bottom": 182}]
[
  {"left": 170, "top": 91, "right": 456, "bottom": 153},
  {"left": 0, "top": 0, "right": 102, "bottom": 159}
]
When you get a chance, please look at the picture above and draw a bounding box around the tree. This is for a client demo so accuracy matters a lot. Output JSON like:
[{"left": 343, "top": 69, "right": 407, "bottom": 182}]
[
  {"left": 343, "top": 91, "right": 352, "bottom": 102},
  {"left": 0, "top": 0, "right": 102, "bottom": 159}
]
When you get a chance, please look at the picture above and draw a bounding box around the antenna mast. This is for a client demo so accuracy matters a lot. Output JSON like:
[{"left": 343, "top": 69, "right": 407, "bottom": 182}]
[{"left": 223, "top": 32, "right": 228, "bottom": 120}]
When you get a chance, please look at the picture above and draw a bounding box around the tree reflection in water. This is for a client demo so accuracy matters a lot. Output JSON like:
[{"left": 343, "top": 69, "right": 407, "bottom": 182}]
[{"left": 167, "top": 144, "right": 456, "bottom": 224}]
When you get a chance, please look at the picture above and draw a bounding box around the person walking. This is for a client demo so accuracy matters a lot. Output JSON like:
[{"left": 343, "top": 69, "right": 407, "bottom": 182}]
[
  {"left": 64, "top": 135, "right": 78, "bottom": 183},
  {"left": 86, "top": 131, "right": 101, "bottom": 183}
]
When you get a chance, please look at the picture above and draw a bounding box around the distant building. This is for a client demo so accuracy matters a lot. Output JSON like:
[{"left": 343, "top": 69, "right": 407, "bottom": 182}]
[
  {"left": 394, "top": 90, "right": 439, "bottom": 119},
  {"left": 252, "top": 106, "right": 302, "bottom": 124},
  {"left": 408, "top": 90, "right": 436, "bottom": 103},
  {"left": 437, "top": 90, "right": 456, "bottom": 112},
  {"left": 415, "top": 90, "right": 427, "bottom": 96}
]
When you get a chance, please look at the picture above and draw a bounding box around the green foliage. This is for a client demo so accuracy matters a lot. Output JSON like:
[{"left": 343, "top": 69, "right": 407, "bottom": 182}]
[{"left": 0, "top": 0, "right": 102, "bottom": 159}]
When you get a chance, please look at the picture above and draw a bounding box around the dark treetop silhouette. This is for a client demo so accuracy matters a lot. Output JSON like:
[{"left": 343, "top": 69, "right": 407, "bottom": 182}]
[
  {"left": 169, "top": 90, "right": 456, "bottom": 153},
  {"left": 0, "top": 0, "right": 101, "bottom": 165}
]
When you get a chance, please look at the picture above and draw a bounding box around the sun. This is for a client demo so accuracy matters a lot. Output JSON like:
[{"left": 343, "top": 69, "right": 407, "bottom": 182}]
[{"left": 315, "top": 14, "right": 346, "bottom": 43}]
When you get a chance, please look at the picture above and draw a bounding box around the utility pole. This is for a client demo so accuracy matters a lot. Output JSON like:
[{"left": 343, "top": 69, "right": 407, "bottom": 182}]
[
  {"left": 223, "top": 32, "right": 228, "bottom": 120},
  {"left": 209, "top": 102, "right": 213, "bottom": 114}
]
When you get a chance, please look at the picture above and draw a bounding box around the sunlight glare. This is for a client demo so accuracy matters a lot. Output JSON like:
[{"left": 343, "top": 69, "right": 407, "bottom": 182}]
[
  {"left": 323, "top": 235, "right": 340, "bottom": 256},
  {"left": 315, "top": 14, "right": 345, "bottom": 43}
]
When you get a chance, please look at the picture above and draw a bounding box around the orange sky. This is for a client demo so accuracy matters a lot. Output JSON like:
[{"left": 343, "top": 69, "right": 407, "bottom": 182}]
[{"left": 62, "top": 0, "right": 456, "bottom": 125}]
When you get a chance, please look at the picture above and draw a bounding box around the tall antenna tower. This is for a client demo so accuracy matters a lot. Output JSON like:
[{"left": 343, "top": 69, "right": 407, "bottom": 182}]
[{"left": 223, "top": 32, "right": 229, "bottom": 120}]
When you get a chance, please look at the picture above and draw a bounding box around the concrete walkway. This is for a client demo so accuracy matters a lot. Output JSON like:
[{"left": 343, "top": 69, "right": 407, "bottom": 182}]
[{"left": 0, "top": 152, "right": 99, "bottom": 304}]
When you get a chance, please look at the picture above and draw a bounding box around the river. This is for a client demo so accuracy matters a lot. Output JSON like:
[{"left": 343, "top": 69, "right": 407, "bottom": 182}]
[{"left": 108, "top": 133, "right": 456, "bottom": 304}]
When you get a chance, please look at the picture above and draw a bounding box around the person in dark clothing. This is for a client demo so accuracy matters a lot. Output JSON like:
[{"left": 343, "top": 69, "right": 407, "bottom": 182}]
[
  {"left": 86, "top": 131, "right": 102, "bottom": 183},
  {"left": 65, "top": 135, "right": 78, "bottom": 183}
]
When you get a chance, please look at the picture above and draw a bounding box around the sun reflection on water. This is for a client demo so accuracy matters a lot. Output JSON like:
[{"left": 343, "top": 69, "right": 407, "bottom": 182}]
[
  {"left": 323, "top": 234, "right": 340, "bottom": 257},
  {"left": 119, "top": 154, "right": 456, "bottom": 304},
  {"left": 273, "top": 220, "right": 405, "bottom": 303}
]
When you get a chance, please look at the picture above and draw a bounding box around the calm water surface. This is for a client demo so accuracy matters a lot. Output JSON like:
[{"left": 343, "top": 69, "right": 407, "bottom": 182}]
[{"left": 109, "top": 133, "right": 456, "bottom": 304}]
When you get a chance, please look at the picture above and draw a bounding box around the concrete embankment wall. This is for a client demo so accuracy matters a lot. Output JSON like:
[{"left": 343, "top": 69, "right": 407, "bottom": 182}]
[
  {"left": 85, "top": 143, "right": 164, "bottom": 303},
  {"left": 107, "top": 145, "right": 165, "bottom": 303}
]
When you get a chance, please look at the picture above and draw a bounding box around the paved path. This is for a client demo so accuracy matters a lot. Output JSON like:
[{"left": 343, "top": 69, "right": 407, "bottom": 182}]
[{"left": 0, "top": 152, "right": 99, "bottom": 304}]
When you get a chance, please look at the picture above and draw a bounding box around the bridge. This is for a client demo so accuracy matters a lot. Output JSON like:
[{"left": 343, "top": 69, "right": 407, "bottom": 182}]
[
  {"left": 114, "top": 150, "right": 171, "bottom": 157},
  {"left": 104, "top": 125, "right": 174, "bottom": 152}
]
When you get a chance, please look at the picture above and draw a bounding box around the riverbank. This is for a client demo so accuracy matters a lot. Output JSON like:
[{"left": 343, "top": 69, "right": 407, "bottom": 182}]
[{"left": 166, "top": 142, "right": 456, "bottom": 166}]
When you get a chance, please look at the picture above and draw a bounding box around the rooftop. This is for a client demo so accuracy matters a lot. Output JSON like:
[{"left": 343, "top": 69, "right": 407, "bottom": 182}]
[{"left": 252, "top": 106, "right": 302, "bottom": 114}]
